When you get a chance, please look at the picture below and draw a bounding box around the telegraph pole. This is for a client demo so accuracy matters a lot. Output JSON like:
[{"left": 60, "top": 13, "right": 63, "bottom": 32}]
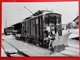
[
  {"left": 5, "top": 19, "right": 7, "bottom": 35},
  {"left": 6, "top": 19, "right": 7, "bottom": 28}
]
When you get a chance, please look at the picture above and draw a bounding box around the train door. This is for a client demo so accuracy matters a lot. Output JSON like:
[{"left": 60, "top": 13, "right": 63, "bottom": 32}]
[
  {"left": 39, "top": 16, "right": 44, "bottom": 44},
  {"left": 31, "top": 19, "right": 34, "bottom": 38},
  {"left": 34, "top": 16, "right": 44, "bottom": 45},
  {"left": 35, "top": 17, "right": 39, "bottom": 41},
  {"left": 21, "top": 22, "right": 25, "bottom": 38},
  {"left": 26, "top": 20, "right": 31, "bottom": 38},
  {"left": 31, "top": 19, "right": 35, "bottom": 38},
  {"left": 28, "top": 20, "right": 31, "bottom": 37},
  {"left": 25, "top": 21, "right": 28, "bottom": 38}
]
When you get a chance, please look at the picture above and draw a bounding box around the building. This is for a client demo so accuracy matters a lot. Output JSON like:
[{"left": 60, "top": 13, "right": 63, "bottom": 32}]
[{"left": 67, "top": 16, "right": 79, "bottom": 29}]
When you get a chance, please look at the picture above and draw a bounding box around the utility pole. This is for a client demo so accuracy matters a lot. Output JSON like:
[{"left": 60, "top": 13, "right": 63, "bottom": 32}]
[
  {"left": 5, "top": 19, "right": 7, "bottom": 35},
  {"left": 6, "top": 19, "right": 7, "bottom": 28}
]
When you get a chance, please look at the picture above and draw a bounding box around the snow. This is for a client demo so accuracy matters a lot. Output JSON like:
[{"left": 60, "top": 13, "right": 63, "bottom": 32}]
[
  {"left": 65, "top": 47, "right": 79, "bottom": 53},
  {"left": 2, "top": 35, "right": 51, "bottom": 56},
  {"left": 2, "top": 41, "right": 17, "bottom": 52},
  {"left": 1, "top": 47, "right": 7, "bottom": 57},
  {"left": 50, "top": 53, "right": 67, "bottom": 56},
  {"left": 60, "top": 50, "right": 79, "bottom": 56},
  {"left": 1, "top": 35, "right": 79, "bottom": 57}
]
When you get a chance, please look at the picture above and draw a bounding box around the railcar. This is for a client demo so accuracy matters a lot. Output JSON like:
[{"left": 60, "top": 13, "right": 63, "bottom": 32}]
[
  {"left": 4, "top": 26, "right": 13, "bottom": 35},
  {"left": 21, "top": 10, "right": 62, "bottom": 48}
]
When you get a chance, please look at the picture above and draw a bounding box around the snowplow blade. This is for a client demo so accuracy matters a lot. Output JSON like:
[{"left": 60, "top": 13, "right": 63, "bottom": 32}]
[{"left": 52, "top": 33, "right": 71, "bottom": 52}]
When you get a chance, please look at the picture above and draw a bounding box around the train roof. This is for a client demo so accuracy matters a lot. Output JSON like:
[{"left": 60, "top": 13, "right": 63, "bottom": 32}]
[
  {"left": 23, "top": 10, "right": 61, "bottom": 22},
  {"left": 24, "top": 17, "right": 31, "bottom": 20},
  {"left": 45, "top": 13, "right": 61, "bottom": 16},
  {"left": 33, "top": 10, "right": 61, "bottom": 16}
]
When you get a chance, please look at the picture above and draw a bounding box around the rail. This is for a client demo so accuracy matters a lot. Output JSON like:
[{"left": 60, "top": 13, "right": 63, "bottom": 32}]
[{"left": 2, "top": 39, "right": 29, "bottom": 57}]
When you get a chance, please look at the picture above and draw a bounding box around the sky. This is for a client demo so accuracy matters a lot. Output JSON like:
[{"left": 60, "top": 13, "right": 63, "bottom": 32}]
[{"left": 2, "top": 2, "right": 78, "bottom": 33}]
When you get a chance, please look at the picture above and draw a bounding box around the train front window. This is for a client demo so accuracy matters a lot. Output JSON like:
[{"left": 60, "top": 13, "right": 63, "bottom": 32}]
[
  {"left": 44, "top": 14, "right": 56, "bottom": 25},
  {"left": 44, "top": 14, "right": 56, "bottom": 32}
]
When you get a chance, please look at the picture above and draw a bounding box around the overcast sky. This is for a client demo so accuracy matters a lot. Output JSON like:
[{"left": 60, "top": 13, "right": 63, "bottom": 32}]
[{"left": 2, "top": 2, "right": 78, "bottom": 33}]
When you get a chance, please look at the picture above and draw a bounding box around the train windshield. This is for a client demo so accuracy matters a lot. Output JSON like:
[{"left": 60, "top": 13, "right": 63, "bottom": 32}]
[
  {"left": 43, "top": 13, "right": 62, "bottom": 40},
  {"left": 44, "top": 14, "right": 57, "bottom": 25}
]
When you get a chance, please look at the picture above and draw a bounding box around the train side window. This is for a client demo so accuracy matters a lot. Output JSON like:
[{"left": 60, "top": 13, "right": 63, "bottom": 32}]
[{"left": 36, "top": 18, "right": 38, "bottom": 24}]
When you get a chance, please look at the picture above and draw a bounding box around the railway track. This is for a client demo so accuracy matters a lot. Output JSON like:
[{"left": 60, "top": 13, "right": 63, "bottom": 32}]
[
  {"left": 2, "top": 38, "right": 51, "bottom": 56},
  {"left": 2, "top": 39, "right": 29, "bottom": 57}
]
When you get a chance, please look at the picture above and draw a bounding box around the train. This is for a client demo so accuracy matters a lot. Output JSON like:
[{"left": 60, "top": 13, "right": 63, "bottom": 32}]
[
  {"left": 20, "top": 10, "right": 62, "bottom": 48},
  {"left": 4, "top": 26, "right": 13, "bottom": 35},
  {"left": 4, "top": 10, "right": 62, "bottom": 48},
  {"left": 4, "top": 10, "right": 79, "bottom": 52}
]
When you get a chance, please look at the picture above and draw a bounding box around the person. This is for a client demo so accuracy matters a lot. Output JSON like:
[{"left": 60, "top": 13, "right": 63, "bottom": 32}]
[{"left": 48, "top": 31, "right": 55, "bottom": 50}]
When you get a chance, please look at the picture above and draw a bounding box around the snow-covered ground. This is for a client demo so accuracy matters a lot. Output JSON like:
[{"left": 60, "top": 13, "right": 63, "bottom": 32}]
[
  {"left": 1, "top": 34, "right": 79, "bottom": 57},
  {"left": 2, "top": 35, "right": 51, "bottom": 56}
]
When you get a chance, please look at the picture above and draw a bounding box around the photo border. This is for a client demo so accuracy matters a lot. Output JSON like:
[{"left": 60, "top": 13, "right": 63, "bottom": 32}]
[{"left": 0, "top": 0, "right": 80, "bottom": 60}]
